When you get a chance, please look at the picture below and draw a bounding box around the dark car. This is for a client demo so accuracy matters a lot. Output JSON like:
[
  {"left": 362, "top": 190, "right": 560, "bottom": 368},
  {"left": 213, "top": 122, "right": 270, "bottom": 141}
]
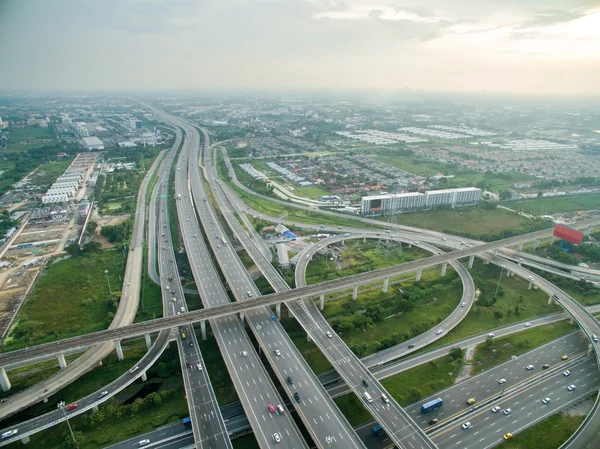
[
  {"left": 287, "top": 376, "right": 293, "bottom": 384},
  {"left": 542, "top": 364, "right": 550, "bottom": 369},
  {"left": 408, "top": 344, "right": 415, "bottom": 348},
  {"left": 429, "top": 418, "right": 438, "bottom": 425},
  {"left": 362, "top": 379, "right": 369, "bottom": 387},
  {"left": 293, "top": 392, "right": 301, "bottom": 402}
]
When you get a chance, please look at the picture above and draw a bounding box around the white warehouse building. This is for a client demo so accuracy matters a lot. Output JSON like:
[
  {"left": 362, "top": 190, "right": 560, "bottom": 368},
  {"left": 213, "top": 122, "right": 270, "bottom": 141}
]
[
  {"left": 361, "top": 187, "right": 481, "bottom": 216},
  {"left": 42, "top": 192, "right": 69, "bottom": 204}
]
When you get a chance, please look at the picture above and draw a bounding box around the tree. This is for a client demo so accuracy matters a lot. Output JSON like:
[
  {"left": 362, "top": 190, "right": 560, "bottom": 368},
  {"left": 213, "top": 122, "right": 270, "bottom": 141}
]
[
  {"left": 449, "top": 347, "right": 464, "bottom": 362},
  {"left": 82, "top": 241, "right": 101, "bottom": 253},
  {"left": 499, "top": 190, "right": 512, "bottom": 200},
  {"left": 65, "top": 243, "right": 81, "bottom": 257},
  {"left": 494, "top": 310, "right": 504, "bottom": 320},
  {"left": 86, "top": 220, "right": 98, "bottom": 234},
  {"left": 365, "top": 305, "right": 384, "bottom": 322},
  {"left": 407, "top": 387, "right": 422, "bottom": 402},
  {"left": 144, "top": 392, "right": 162, "bottom": 408}
]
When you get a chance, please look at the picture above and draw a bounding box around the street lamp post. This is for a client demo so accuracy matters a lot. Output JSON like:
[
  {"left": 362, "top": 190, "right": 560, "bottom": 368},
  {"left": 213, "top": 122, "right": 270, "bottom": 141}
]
[
  {"left": 57, "top": 401, "right": 77, "bottom": 447},
  {"left": 104, "top": 269, "right": 113, "bottom": 300},
  {"left": 494, "top": 266, "right": 505, "bottom": 299}
]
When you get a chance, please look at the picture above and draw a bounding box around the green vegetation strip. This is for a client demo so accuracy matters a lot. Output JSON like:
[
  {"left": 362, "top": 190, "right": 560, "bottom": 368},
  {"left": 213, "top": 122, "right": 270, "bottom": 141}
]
[
  {"left": 472, "top": 322, "right": 577, "bottom": 374},
  {"left": 503, "top": 413, "right": 585, "bottom": 449},
  {"left": 507, "top": 193, "right": 600, "bottom": 215}
]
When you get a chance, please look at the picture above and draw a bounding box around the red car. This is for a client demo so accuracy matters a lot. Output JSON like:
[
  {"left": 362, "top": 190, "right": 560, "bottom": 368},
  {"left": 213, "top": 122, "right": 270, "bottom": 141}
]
[
  {"left": 268, "top": 404, "right": 275, "bottom": 413},
  {"left": 66, "top": 403, "right": 78, "bottom": 411}
]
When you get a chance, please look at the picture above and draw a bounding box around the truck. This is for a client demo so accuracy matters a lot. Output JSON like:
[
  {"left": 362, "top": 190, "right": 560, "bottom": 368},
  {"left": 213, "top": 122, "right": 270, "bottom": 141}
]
[{"left": 371, "top": 424, "right": 384, "bottom": 436}]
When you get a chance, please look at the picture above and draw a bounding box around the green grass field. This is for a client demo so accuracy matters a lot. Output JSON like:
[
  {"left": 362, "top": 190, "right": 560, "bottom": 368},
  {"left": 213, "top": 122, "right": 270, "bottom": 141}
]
[
  {"left": 472, "top": 323, "right": 578, "bottom": 373},
  {"left": 3, "top": 250, "right": 125, "bottom": 351},
  {"left": 7, "top": 127, "right": 54, "bottom": 141},
  {"left": 506, "top": 193, "right": 600, "bottom": 215},
  {"left": 29, "top": 159, "right": 73, "bottom": 188},
  {"left": 504, "top": 413, "right": 585, "bottom": 449}
]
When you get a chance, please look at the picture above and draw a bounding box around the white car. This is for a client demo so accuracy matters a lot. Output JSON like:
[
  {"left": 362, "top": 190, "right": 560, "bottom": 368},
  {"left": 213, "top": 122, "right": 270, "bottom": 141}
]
[
  {"left": 498, "top": 378, "right": 506, "bottom": 384},
  {"left": 436, "top": 329, "right": 443, "bottom": 335},
  {"left": 138, "top": 440, "right": 150, "bottom": 447},
  {"left": 526, "top": 365, "right": 534, "bottom": 370},
  {"left": 274, "top": 348, "right": 281, "bottom": 356},
  {"left": 487, "top": 333, "right": 495, "bottom": 338},
  {"left": 564, "top": 370, "right": 572, "bottom": 377},
  {"left": 326, "top": 331, "right": 332, "bottom": 338},
  {"left": 568, "top": 385, "right": 576, "bottom": 391},
  {"left": 524, "top": 322, "right": 531, "bottom": 327},
  {"left": 1, "top": 430, "right": 18, "bottom": 439},
  {"left": 241, "top": 350, "right": 248, "bottom": 357},
  {"left": 594, "top": 335, "right": 599, "bottom": 342},
  {"left": 196, "top": 363, "right": 202, "bottom": 371},
  {"left": 272, "top": 433, "right": 281, "bottom": 443},
  {"left": 542, "top": 397, "right": 551, "bottom": 404},
  {"left": 491, "top": 406, "right": 501, "bottom": 413},
  {"left": 461, "top": 422, "right": 472, "bottom": 430},
  {"left": 503, "top": 408, "right": 512, "bottom": 415}
]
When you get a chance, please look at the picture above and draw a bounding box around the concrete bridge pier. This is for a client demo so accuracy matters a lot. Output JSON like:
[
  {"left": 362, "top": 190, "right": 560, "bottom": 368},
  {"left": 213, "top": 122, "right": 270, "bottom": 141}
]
[
  {"left": 548, "top": 295, "right": 553, "bottom": 305},
  {"left": 144, "top": 333, "right": 152, "bottom": 351},
  {"left": 239, "top": 312, "right": 245, "bottom": 324},
  {"left": 415, "top": 269, "right": 422, "bottom": 282},
  {"left": 1, "top": 368, "right": 12, "bottom": 392},
  {"left": 494, "top": 249, "right": 498, "bottom": 256},
  {"left": 352, "top": 285, "right": 358, "bottom": 301},
  {"left": 534, "top": 239, "right": 540, "bottom": 249},
  {"left": 141, "top": 371, "right": 148, "bottom": 382},
  {"left": 92, "top": 405, "right": 99, "bottom": 414},
  {"left": 507, "top": 270, "right": 511, "bottom": 278},
  {"left": 57, "top": 353, "right": 67, "bottom": 370},
  {"left": 276, "top": 303, "right": 281, "bottom": 320},
  {"left": 363, "top": 236, "right": 366, "bottom": 243},
  {"left": 528, "top": 282, "right": 533, "bottom": 290},
  {"left": 570, "top": 316, "right": 574, "bottom": 325},
  {"left": 585, "top": 226, "right": 592, "bottom": 237},
  {"left": 383, "top": 277, "right": 389, "bottom": 293},
  {"left": 20, "top": 436, "right": 30, "bottom": 445},
  {"left": 440, "top": 263, "right": 448, "bottom": 277},
  {"left": 200, "top": 320, "right": 207, "bottom": 341},
  {"left": 307, "top": 333, "right": 312, "bottom": 343},
  {"left": 588, "top": 344, "right": 594, "bottom": 355},
  {"left": 468, "top": 255, "right": 474, "bottom": 269},
  {"left": 319, "top": 294, "right": 325, "bottom": 311},
  {"left": 114, "top": 340, "right": 124, "bottom": 361},
  {"left": 341, "top": 239, "right": 345, "bottom": 246},
  {"left": 518, "top": 243, "right": 524, "bottom": 251}
]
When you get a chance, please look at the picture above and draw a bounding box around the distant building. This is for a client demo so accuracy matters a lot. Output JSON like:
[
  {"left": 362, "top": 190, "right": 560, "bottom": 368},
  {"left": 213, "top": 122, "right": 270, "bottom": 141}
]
[
  {"left": 129, "top": 118, "right": 143, "bottom": 130},
  {"left": 82, "top": 136, "right": 104, "bottom": 150},
  {"left": 78, "top": 202, "right": 90, "bottom": 218},
  {"left": 361, "top": 187, "right": 481, "bottom": 216}
]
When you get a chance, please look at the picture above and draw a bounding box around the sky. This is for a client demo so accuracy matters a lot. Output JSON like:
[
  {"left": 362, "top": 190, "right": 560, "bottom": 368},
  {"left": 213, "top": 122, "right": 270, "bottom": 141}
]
[{"left": 1, "top": 0, "right": 599, "bottom": 95}]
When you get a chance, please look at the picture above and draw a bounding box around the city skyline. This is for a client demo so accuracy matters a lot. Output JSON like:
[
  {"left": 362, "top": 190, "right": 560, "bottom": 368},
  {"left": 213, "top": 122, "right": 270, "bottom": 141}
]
[{"left": 1, "top": 0, "right": 599, "bottom": 95}]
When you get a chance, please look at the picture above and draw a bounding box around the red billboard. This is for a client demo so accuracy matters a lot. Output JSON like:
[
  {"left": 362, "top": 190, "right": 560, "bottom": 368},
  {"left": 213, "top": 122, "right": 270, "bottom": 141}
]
[{"left": 553, "top": 224, "right": 583, "bottom": 245}]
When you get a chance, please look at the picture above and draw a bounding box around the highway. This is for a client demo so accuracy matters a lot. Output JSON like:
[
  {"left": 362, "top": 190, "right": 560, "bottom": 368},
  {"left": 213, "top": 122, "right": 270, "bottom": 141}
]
[
  {"left": 156, "top": 161, "right": 232, "bottom": 449},
  {"left": 202, "top": 133, "right": 437, "bottom": 449},
  {"left": 187, "top": 125, "right": 365, "bottom": 448},
  {"left": 170, "top": 122, "right": 310, "bottom": 449}
]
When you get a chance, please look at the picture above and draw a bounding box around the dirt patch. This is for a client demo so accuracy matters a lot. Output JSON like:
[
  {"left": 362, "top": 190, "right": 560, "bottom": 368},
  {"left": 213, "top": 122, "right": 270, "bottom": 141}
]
[{"left": 455, "top": 345, "right": 477, "bottom": 383}]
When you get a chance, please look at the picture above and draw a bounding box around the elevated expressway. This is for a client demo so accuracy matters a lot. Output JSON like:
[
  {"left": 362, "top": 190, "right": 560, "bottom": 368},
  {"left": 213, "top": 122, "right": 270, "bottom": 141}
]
[
  {"left": 172, "top": 123, "right": 309, "bottom": 449},
  {"left": 182, "top": 123, "right": 364, "bottom": 449},
  {"left": 0, "top": 126, "right": 182, "bottom": 444},
  {"left": 1, "top": 221, "right": 599, "bottom": 370},
  {"left": 205, "top": 136, "right": 440, "bottom": 449}
]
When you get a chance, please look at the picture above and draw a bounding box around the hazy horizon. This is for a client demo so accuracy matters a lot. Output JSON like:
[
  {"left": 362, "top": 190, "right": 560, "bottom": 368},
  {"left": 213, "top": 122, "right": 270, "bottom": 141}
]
[{"left": 1, "top": 0, "right": 599, "bottom": 95}]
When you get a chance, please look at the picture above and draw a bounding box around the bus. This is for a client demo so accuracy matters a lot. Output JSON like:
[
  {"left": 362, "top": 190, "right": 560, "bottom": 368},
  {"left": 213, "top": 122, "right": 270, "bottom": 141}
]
[
  {"left": 183, "top": 417, "right": 192, "bottom": 429},
  {"left": 371, "top": 424, "right": 384, "bottom": 436},
  {"left": 421, "top": 398, "right": 443, "bottom": 414}
]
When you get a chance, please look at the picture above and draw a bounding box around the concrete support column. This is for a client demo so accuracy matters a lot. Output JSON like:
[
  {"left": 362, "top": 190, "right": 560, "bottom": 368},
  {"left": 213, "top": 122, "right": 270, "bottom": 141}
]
[
  {"left": 528, "top": 282, "right": 533, "bottom": 290},
  {"left": 43, "top": 397, "right": 48, "bottom": 403},
  {"left": 534, "top": 239, "right": 540, "bottom": 249},
  {"left": 341, "top": 239, "right": 345, "bottom": 246},
  {"left": 441, "top": 262, "right": 448, "bottom": 277},
  {"left": 141, "top": 371, "right": 148, "bottom": 382},
  {"left": 319, "top": 294, "right": 325, "bottom": 311},
  {"left": 92, "top": 405, "right": 99, "bottom": 414},
  {"left": 484, "top": 260, "right": 489, "bottom": 265},
  {"left": 20, "top": 436, "right": 30, "bottom": 445},
  {"left": 383, "top": 277, "right": 389, "bottom": 293},
  {"left": 507, "top": 270, "right": 511, "bottom": 278},
  {"left": 585, "top": 226, "right": 592, "bottom": 237},
  {"left": 588, "top": 344, "right": 594, "bottom": 355},
  {"left": 200, "top": 321, "right": 207, "bottom": 341},
  {"left": 494, "top": 249, "right": 498, "bottom": 256},
  {"left": 363, "top": 236, "right": 366, "bottom": 243},
  {"left": 57, "top": 353, "right": 67, "bottom": 370},
  {"left": 239, "top": 312, "right": 245, "bottom": 324},
  {"left": 570, "top": 316, "right": 574, "bottom": 325},
  {"left": 307, "top": 333, "right": 312, "bottom": 343},
  {"left": 548, "top": 295, "right": 553, "bottom": 305},
  {"left": 114, "top": 340, "right": 124, "bottom": 361},
  {"left": 415, "top": 269, "right": 422, "bottom": 282},
  {"left": 0, "top": 368, "right": 11, "bottom": 392},
  {"left": 144, "top": 333, "right": 152, "bottom": 351},
  {"left": 352, "top": 285, "right": 358, "bottom": 300},
  {"left": 468, "top": 255, "right": 474, "bottom": 269},
  {"left": 518, "top": 243, "right": 524, "bottom": 251},
  {"left": 276, "top": 303, "right": 281, "bottom": 320}
]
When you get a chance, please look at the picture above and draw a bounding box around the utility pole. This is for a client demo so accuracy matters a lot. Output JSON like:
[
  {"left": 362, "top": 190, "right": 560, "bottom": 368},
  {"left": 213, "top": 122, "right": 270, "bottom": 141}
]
[
  {"left": 57, "top": 401, "right": 77, "bottom": 448},
  {"left": 104, "top": 269, "right": 113, "bottom": 299}
]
